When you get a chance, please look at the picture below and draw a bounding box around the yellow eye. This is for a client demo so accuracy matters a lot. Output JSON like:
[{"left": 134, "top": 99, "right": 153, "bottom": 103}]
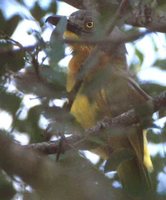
[{"left": 85, "top": 21, "right": 94, "bottom": 29}]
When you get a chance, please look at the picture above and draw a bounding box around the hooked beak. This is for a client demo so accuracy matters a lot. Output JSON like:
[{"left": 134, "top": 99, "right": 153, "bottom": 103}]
[
  {"left": 46, "top": 15, "right": 82, "bottom": 35},
  {"left": 45, "top": 15, "right": 62, "bottom": 26}
]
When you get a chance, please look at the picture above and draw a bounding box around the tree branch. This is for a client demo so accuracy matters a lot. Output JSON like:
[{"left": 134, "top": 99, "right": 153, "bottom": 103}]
[
  {"left": 57, "top": 0, "right": 85, "bottom": 9},
  {"left": 57, "top": 0, "right": 166, "bottom": 33},
  {"left": 26, "top": 90, "right": 166, "bottom": 155},
  {"left": 0, "top": 132, "right": 131, "bottom": 200},
  {"left": 63, "top": 29, "right": 150, "bottom": 46},
  {"left": 126, "top": 6, "right": 166, "bottom": 33},
  {"left": 0, "top": 132, "right": 56, "bottom": 190}
]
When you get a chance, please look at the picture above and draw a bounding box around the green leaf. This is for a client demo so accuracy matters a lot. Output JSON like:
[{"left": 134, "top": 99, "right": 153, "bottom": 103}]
[
  {"left": 48, "top": 1, "right": 57, "bottom": 14},
  {"left": 140, "top": 82, "right": 166, "bottom": 96},
  {"left": 0, "top": 88, "right": 21, "bottom": 116},
  {"left": 0, "top": 12, "right": 21, "bottom": 36},
  {"left": 0, "top": 49, "right": 25, "bottom": 76},
  {"left": 48, "top": 17, "right": 67, "bottom": 69},
  {"left": 0, "top": 170, "right": 16, "bottom": 200},
  {"left": 40, "top": 65, "right": 66, "bottom": 88},
  {"left": 13, "top": 105, "right": 44, "bottom": 143},
  {"left": 135, "top": 48, "right": 144, "bottom": 66},
  {"left": 31, "top": 2, "right": 46, "bottom": 22},
  {"left": 153, "top": 59, "right": 166, "bottom": 70}
]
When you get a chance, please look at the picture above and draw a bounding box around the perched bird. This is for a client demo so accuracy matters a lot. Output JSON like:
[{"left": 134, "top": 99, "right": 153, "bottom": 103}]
[{"left": 46, "top": 10, "right": 153, "bottom": 196}]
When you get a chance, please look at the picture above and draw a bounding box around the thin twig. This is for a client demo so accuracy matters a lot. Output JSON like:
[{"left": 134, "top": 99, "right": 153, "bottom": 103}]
[
  {"left": 63, "top": 30, "right": 150, "bottom": 46},
  {"left": 25, "top": 90, "right": 166, "bottom": 155},
  {"left": 57, "top": 0, "right": 166, "bottom": 33}
]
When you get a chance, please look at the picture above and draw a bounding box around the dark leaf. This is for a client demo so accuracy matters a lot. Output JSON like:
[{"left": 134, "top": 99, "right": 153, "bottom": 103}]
[
  {"left": 0, "top": 48, "right": 25, "bottom": 76},
  {"left": 27, "top": 105, "right": 44, "bottom": 142},
  {"left": 43, "top": 106, "right": 82, "bottom": 138},
  {"left": 31, "top": 2, "right": 46, "bottom": 21},
  {"left": 40, "top": 65, "right": 66, "bottom": 88},
  {"left": 0, "top": 170, "right": 16, "bottom": 200},
  {"left": 153, "top": 59, "right": 166, "bottom": 70},
  {"left": 0, "top": 88, "right": 21, "bottom": 116},
  {"left": 0, "top": 12, "right": 21, "bottom": 36},
  {"left": 48, "top": 1, "right": 57, "bottom": 14},
  {"left": 14, "top": 105, "right": 44, "bottom": 143},
  {"left": 104, "top": 148, "right": 134, "bottom": 172},
  {"left": 140, "top": 82, "right": 166, "bottom": 96}
]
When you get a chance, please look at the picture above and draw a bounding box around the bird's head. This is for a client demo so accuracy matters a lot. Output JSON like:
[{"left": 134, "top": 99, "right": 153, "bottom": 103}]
[
  {"left": 46, "top": 10, "right": 98, "bottom": 41},
  {"left": 46, "top": 10, "right": 99, "bottom": 55}
]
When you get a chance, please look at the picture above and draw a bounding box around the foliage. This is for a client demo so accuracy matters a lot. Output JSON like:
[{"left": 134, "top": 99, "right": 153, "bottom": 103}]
[{"left": 0, "top": 0, "right": 165, "bottom": 200}]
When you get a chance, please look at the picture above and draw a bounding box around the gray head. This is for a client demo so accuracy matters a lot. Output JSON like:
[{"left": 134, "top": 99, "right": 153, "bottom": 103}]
[
  {"left": 67, "top": 10, "right": 99, "bottom": 37},
  {"left": 46, "top": 10, "right": 99, "bottom": 38}
]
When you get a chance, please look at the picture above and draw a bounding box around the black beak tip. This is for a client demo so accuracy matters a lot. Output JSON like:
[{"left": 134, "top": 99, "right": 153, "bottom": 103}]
[{"left": 45, "top": 15, "right": 62, "bottom": 25}]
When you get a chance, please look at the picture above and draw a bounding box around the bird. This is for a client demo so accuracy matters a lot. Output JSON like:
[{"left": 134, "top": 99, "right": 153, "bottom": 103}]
[{"left": 46, "top": 9, "right": 153, "bottom": 196}]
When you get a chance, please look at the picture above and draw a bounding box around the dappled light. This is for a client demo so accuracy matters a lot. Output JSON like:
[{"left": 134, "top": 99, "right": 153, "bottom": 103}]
[{"left": 0, "top": 0, "right": 166, "bottom": 200}]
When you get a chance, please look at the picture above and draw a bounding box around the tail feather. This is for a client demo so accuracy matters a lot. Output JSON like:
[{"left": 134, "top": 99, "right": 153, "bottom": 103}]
[
  {"left": 118, "top": 158, "right": 152, "bottom": 196},
  {"left": 117, "top": 126, "right": 152, "bottom": 196}
]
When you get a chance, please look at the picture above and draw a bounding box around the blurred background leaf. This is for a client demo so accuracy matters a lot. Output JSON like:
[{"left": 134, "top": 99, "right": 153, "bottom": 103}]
[
  {"left": 0, "top": 171, "right": 16, "bottom": 200},
  {"left": 153, "top": 59, "right": 166, "bottom": 70},
  {"left": 0, "top": 0, "right": 165, "bottom": 199}
]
